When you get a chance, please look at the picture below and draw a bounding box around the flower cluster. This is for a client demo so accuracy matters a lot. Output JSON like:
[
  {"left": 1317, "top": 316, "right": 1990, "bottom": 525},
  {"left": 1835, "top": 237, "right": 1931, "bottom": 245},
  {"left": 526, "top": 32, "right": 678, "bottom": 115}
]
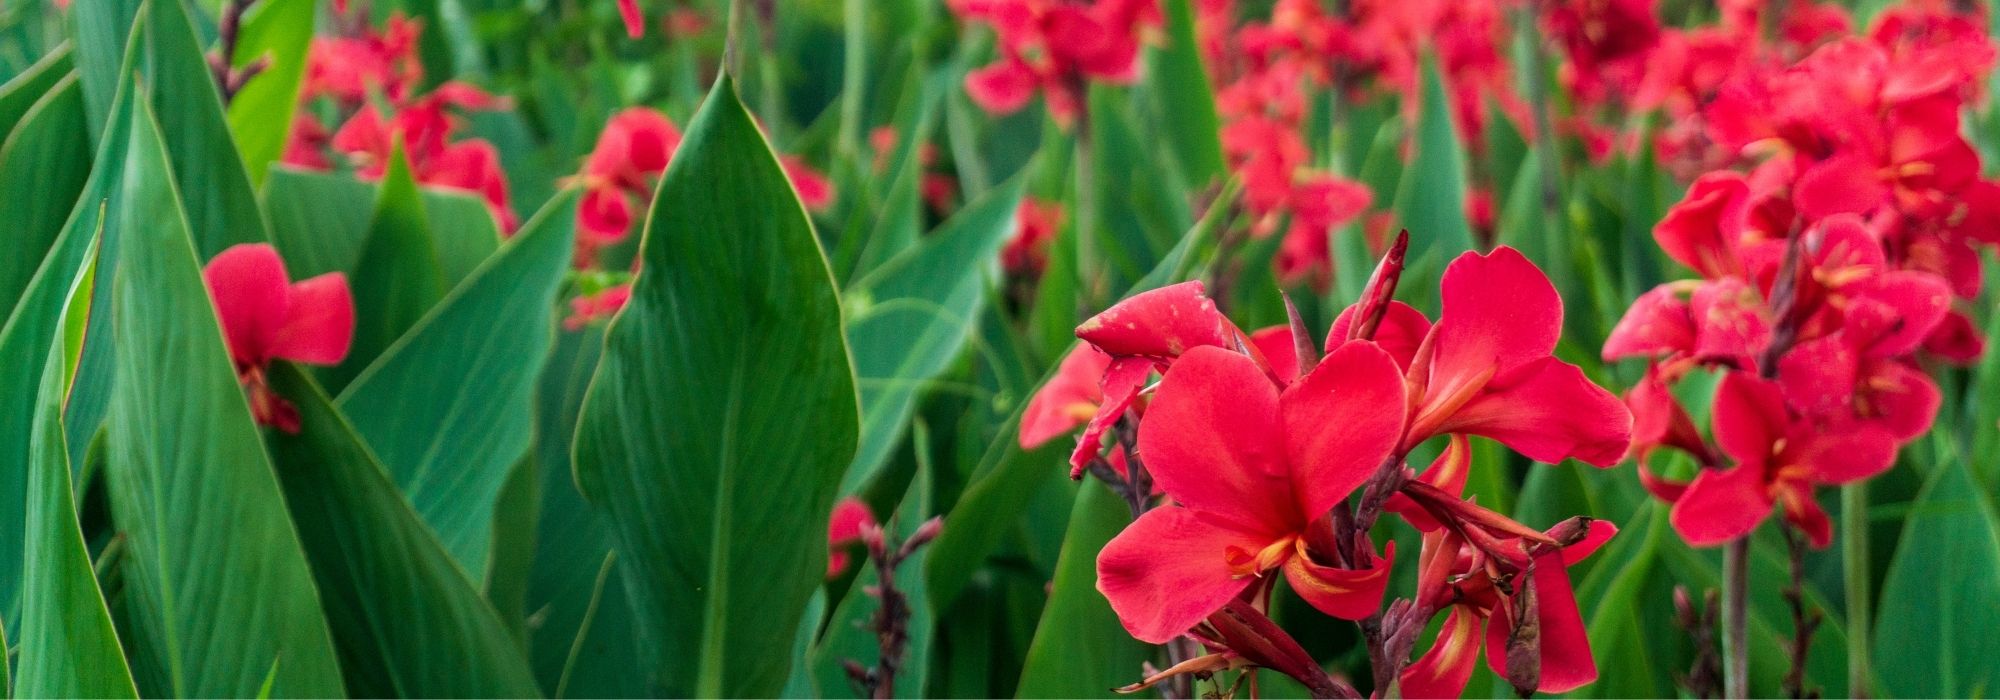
[
  {"left": 285, "top": 12, "right": 518, "bottom": 231},
  {"left": 948, "top": 0, "right": 1162, "bottom": 127},
  {"left": 1603, "top": 5, "right": 1995, "bottom": 549},
  {"left": 1025, "top": 237, "right": 1631, "bottom": 695}
]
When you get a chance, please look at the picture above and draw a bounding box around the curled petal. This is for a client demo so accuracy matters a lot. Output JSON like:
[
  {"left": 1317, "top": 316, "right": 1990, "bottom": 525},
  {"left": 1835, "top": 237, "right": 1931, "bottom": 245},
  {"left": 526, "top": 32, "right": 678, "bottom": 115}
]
[
  {"left": 1385, "top": 435, "right": 1472, "bottom": 532},
  {"left": 1096, "top": 507, "right": 1264, "bottom": 644},
  {"left": 1670, "top": 465, "right": 1773, "bottom": 547},
  {"left": 1778, "top": 486, "right": 1834, "bottom": 548},
  {"left": 1922, "top": 309, "right": 1983, "bottom": 364},
  {"left": 1432, "top": 357, "right": 1632, "bottom": 467},
  {"left": 1638, "top": 462, "right": 1691, "bottom": 503},
  {"left": 1654, "top": 172, "right": 1748, "bottom": 278},
  {"left": 1559, "top": 519, "right": 1619, "bottom": 565},
  {"left": 1283, "top": 540, "right": 1394, "bottom": 621},
  {"left": 1066, "top": 357, "right": 1151, "bottom": 478}
]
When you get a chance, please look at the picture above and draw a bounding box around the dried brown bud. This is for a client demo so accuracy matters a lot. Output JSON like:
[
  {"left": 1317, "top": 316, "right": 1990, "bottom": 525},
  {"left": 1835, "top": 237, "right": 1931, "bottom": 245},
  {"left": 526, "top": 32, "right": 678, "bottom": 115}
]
[{"left": 1504, "top": 565, "right": 1544, "bottom": 698}]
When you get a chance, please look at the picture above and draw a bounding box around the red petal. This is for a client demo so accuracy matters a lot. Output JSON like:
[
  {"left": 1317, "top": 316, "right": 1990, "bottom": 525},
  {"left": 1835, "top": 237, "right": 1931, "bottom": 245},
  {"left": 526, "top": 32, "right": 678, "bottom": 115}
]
[
  {"left": 202, "top": 243, "right": 293, "bottom": 367},
  {"left": 1778, "top": 487, "right": 1834, "bottom": 548},
  {"left": 1712, "top": 371, "right": 1786, "bottom": 468},
  {"left": 1282, "top": 540, "right": 1394, "bottom": 620},
  {"left": 1137, "top": 347, "right": 1294, "bottom": 533},
  {"left": 1776, "top": 334, "right": 1857, "bottom": 419},
  {"left": 1076, "top": 281, "right": 1232, "bottom": 361},
  {"left": 1385, "top": 436, "right": 1472, "bottom": 532},
  {"left": 1690, "top": 278, "right": 1772, "bottom": 365},
  {"left": 1020, "top": 345, "right": 1111, "bottom": 449},
  {"left": 1560, "top": 519, "right": 1619, "bottom": 565},
  {"left": 1433, "top": 246, "right": 1563, "bottom": 379},
  {"left": 1096, "top": 507, "right": 1265, "bottom": 644},
  {"left": 1670, "top": 465, "right": 1773, "bottom": 547},
  {"left": 270, "top": 272, "right": 354, "bottom": 366},
  {"left": 1434, "top": 357, "right": 1632, "bottom": 467},
  {"left": 965, "top": 59, "right": 1038, "bottom": 115},
  {"left": 1800, "top": 426, "right": 1897, "bottom": 484},
  {"left": 1792, "top": 153, "right": 1888, "bottom": 220},
  {"left": 1328, "top": 301, "right": 1431, "bottom": 371},
  {"left": 1281, "top": 340, "right": 1406, "bottom": 518},
  {"left": 826, "top": 497, "right": 875, "bottom": 545},
  {"left": 579, "top": 186, "right": 636, "bottom": 241},
  {"left": 1603, "top": 285, "right": 1696, "bottom": 360},
  {"left": 1842, "top": 270, "right": 1952, "bottom": 358},
  {"left": 1654, "top": 172, "right": 1748, "bottom": 278},
  {"left": 1066, "top": 357, "right": 1150, "bottom": 477},
  {"left": 617, "top": 0, "right": 644, "bottom": 37},
  {"left": 1856, "top": 359, "right": 1940, "bottom": 441},
  {"left": 1399, "top": 606, "right": 1484, "bottom": 700},
  {"left": 1249, "top": 325, "right": 1299, "bottom": 385}
]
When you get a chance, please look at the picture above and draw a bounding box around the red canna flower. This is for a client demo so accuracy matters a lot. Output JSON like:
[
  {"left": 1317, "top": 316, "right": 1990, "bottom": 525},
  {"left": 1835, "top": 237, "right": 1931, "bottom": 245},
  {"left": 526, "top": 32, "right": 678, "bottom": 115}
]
[
  {"left": 202, "top": 244, "right": 355, "bottom": 433},
  {"left": 950, "top": 0, "right": 1161, "bottom": 127},
  {"left": 1094, "top": 341, "right": 1405, "bottom": 643},
  {"left": 617, "top": 0, "right": 645, "bottom": 37},
  {"left": 303, "top": 13, "right": 424, "bottom": 105},
  {"left": 826, "top": 497, "right": 877, "bottom": 578},
  {"left": 1669, "top": 371, "right": 1894, "bottom": 548},
  {"left": 1018, "top": 344, "right": 1113, "bottom": 449},
  {"left": 1386, "top": 247, "right": 1631, "bottom": 466}
]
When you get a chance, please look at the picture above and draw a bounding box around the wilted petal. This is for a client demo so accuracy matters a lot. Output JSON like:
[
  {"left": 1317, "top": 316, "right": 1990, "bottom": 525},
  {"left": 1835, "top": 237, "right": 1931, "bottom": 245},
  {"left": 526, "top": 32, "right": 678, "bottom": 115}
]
[
  {"left": 1283, "top": 541, "right": 1394, "bottom": 621},
  {"left": 270, "top": 272, "right": 355, "bottom": 366},
  {"left": 1485, "top": 553, "right": 1598, "bottom": 693},
  {"left": 1670, "top": 464, "right": 1773, "bottom": 547},
  {"left": 1097, "top": 507, "right": 1265, "bottom": 644},
  {"left": 1137, "top": 346, "right": 1293, "bottom": 533},
  {"left": 1281, "top": 340, "right": 1406, "bottom": 517},
  {"left": 1432, "top": 357, "right": 1632, "bottom": 467}
]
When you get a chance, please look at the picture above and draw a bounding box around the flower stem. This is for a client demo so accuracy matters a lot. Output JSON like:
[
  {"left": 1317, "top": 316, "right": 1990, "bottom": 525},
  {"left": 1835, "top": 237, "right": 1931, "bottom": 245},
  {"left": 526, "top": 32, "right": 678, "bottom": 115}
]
[
  {"left": 1842, "top": 481, "right": 1871, "bottom": 697},
  {"left": 1723, "top": 538, "right": 1750, "bottom": 698}
]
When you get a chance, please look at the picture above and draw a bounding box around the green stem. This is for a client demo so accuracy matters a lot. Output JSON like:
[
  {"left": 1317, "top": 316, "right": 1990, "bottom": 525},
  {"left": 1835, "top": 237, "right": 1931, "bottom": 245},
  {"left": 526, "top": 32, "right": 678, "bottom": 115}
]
[
  {"left": 1843, "top": 481, "right": 1872, "bottom": 697},
  {"left": 1723, "top": 538, "right": 1750, "bottom": 698}
]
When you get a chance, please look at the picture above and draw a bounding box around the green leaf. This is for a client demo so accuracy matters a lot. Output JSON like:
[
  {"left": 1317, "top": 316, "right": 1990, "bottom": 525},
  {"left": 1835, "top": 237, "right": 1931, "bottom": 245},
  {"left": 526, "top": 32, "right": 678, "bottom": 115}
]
[
  {"left": 13, "top": 278, "right": 138, "bottom": 700},
  {"left": 0, "top": 44, "right": 73, "bottom": 141},
  {"left": 1145, "top": 0, "right": 1225, "bottom": 186},
  {"left": 1873, "top": 458, "right": 2000, "bottom": 698},
  {"left": 570, "top": 76, "right": 861, "bottom": 698},
  {"left": 262, "top": 364, "right": 543, "bottom": 698},
  {"left": 1089, "top": 86, "right": 1193, "bottom": 289},
  {"left": 326, "top": 143, "right": 448, "bottom": 391},
  {"left": 0, "top": 75, "right": 91, "bottom": 328},
  {"left": 1391, "top": 52, "right": 1473, "bottom": 261},
  {"left": 226, "top": 0, "right": 315, "bottom": 187},
  {"left": 842, "top": 178, "right": 1025, "bottom": 493},
  {"left": 98, "top": 94, "right": 345, "bottom": 698},
  {"left": 336, "top": 193, "right": 578, "bottom": 576},
  {"left": 263, "top": 167, "right": 500, "bottom": 289},
  {"left": 1015, "top": 480, "right": 1152, "bottom": 697},
  {"left": 0, "top": 64, "right": 139, "bottom": 642},
  {"left": 67, "top": 0, "right": 140, "bottom": 136},
  {"left": 136, "top": 0, "right": 273, "bottom": 256}
]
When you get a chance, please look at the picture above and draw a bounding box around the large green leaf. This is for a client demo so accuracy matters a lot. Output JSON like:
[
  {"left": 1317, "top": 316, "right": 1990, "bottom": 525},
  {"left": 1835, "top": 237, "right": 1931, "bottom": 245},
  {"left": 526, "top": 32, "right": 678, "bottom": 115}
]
[
  {"left": 336, "top": 193, "right": 578, "bottom": 576},
  {"left": 262, "top": 364, "right": 542, "bottom": 697},
  {"left": 0, "top": 44, "right": 72, "bottom": 138},
  {"left": 1390, "top": 53, "right": 1473, "bottom": 262},
  {"left": 98, "top": 96, "right": 345, "bottom": 698},
  {"left": 262, "top": 166, "right": 500, "bottom": 288},
  {"left": 133, "top": 0, "right": 272, "bottom": 256},
  {"left": 841, "top": 178, "right": 1025, "bottom": 493},
  {"left": 1873, "top": 459, "right": 2000, "bottom": 698},
  {"left": 1014, "top": 480, "right": 1152, "bottom": 697},
  {"left": 1089, "top": 86, "right": 1193, "bottom": 290},
  {"left": 12, "top": 285, "right": 138, "bottom": 700},
  {"left": 0, "top": 64, "right": 138, "bottom": 642},
  {"left": 1144, "top": 0, "right": 1225, "bottom": 186},
  {"left": 326, "top": 144, "right": 448, "bottom": 391},
  {"left": 0, "top": 75, "right": 90, "bottom": 345},
  {"left": 570, "top": 76, "right": 861, "bottom": 697},
  {"left": 225, "top": 0, "right": 315, "bottom": 187}
]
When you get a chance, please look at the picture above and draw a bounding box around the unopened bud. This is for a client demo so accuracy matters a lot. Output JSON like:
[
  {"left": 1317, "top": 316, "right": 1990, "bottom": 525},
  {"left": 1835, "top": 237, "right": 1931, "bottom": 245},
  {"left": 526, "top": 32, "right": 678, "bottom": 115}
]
[{"left": 898, "top": 517, "right": 945, "bottom": 559}]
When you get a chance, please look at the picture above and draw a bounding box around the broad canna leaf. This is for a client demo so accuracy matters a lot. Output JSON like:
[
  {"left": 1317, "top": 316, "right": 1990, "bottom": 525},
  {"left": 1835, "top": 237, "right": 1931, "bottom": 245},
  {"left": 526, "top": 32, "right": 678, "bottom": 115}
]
[
  {"left": 0, "top": 64, "right": 140, "bottom": 642},
  {"left": 326, "top": 143, "right": 448, "bottom": 391},
  {"left": 262, "top": 166, "right": 501, "bottom": 288},
  {"left": 98, "top": 95, "right": 346, "bottom": 698},
  {"left": 842, "top": 178, "right": 1025, "bottom": 493},
  {"left": 225, "top": 0, "right": 315, "bottom": 187},
  {"left": 1873, "top": 458, "right": 2000, "bottom": 698},
  {"left": 13, "top": 326, "right": 138, "bottom": 699},
  {"left": 0, "top": 45, "right": 72, "bottom": 138},
  {"left": 337, "top": 192, "right": 578, "bottom": 576},
  {"left": 571, "top": 75, "right": 861, "bottom": 698},
  {"left": 0, "top": 76, "right": 91, "bottom": 347},
  {"left": 262, "top": 364, "right": 543, "bottom": 698},
  {"left": 1014, "top": 480, "right": 1152, "bottom": 697}
]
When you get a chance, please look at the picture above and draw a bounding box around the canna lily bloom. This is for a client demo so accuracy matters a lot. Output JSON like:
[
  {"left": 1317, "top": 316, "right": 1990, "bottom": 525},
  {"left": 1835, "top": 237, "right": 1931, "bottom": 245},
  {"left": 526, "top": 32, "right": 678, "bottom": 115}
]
[
  {"left": 1400, "top": 519, "right": 1618, "bottom": 698},
  {"left": 1001, "top": 198, "right": 1065, "bottom": 276},
  {"left": 1095, "top": 341, "right": 1404, "bottom": 643},
  {"left": 202, "top": 244, "right": 355, "bottom": 433},
  {"left": 303, "top": 12, "right": 424, "bottom": 105},
  {"left": 1388, "top": 247, "right": 1632, "bottom": 466},
  {"left": 825, "top": 497, "right": 877, "bottom": 578},
  {"left": 1669, "top": 371, "right": 1895, "bottom": 548}
]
